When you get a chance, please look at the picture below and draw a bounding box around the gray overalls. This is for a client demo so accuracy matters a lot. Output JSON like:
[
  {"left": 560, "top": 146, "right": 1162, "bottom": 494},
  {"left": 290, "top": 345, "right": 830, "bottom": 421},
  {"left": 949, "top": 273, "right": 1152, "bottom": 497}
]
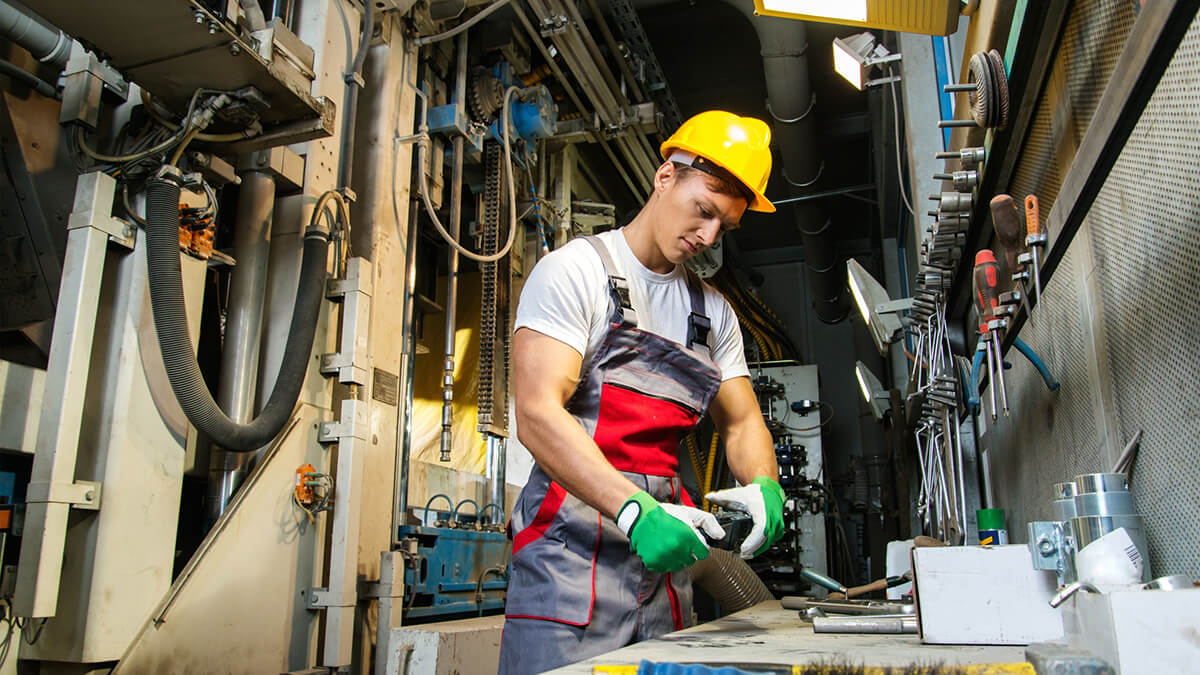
[{"left": 499, "top": 236, "right": 723, "bottom": 674}]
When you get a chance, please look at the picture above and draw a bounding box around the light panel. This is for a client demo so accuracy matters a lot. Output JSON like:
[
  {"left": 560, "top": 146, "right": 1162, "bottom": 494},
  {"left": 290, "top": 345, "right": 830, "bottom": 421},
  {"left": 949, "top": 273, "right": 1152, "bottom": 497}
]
[
  {"left": 760, "top": 0, "right": 867, "bottom": 22},
  {"left": 752, "top": 0, "right": 961, "bottom": 37}
]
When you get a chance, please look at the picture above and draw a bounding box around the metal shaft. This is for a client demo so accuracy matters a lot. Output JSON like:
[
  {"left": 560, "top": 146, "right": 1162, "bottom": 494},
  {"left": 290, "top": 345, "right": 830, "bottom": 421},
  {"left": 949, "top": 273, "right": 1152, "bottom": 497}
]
[
  {"left": 392, "top": 197, "right": 420, "bottom": 543},
  {"left": 986, "top": 334, "right": 997, "bottom": 421},
  {"left": 1031, "top": 248, "right": 1043, "bottom": 311},
  {"left": 994, "top": 332, "right": 1010, "bottom": 416},
  {"left": 209, "top": 169, "right": 275, "bottom": 525},
  {"left": 439, "top": 33, "right": 468, "bottom": 463}
]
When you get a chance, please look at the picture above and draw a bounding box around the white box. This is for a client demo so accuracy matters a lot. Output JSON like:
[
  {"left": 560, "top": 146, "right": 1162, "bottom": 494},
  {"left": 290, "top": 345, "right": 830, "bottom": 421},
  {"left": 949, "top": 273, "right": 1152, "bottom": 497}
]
[
  {"left": 1065, "top": 587, "right": 1200, "bottom": 674},
  {"left": 912, "top": 545, "right": 1065, "bottom": 645}
]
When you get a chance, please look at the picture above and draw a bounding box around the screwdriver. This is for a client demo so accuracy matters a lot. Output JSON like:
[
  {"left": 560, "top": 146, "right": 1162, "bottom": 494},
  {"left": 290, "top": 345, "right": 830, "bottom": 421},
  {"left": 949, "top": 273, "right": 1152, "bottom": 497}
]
[
  {"left": 973, "top": 250, "right": 1007, "bottom": 419},
  {"left": 988, "top": 194, "right": 1035, "bottom": 322},
  {"left": 1025, "top": 195, "right": 1047, "bottom": 311}
]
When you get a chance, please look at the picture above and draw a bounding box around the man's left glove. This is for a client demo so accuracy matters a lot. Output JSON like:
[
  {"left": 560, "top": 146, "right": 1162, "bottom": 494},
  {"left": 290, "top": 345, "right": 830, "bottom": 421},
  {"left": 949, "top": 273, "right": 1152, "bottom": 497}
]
[{"left": 705, "top": 476, "right": 785, "bottom": 558}]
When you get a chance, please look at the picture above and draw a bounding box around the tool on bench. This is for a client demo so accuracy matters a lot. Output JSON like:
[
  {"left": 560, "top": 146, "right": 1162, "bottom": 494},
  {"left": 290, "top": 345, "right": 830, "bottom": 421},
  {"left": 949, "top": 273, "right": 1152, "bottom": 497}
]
[
  {"left": 1025, "top": 195, "right": 1047, "bottom": 310},
  {"left": 705, "top": 510, "right": 754, "bottom": 552},
  {"left": 973, "top": 250, "right": 1008, "bottom": 419}
]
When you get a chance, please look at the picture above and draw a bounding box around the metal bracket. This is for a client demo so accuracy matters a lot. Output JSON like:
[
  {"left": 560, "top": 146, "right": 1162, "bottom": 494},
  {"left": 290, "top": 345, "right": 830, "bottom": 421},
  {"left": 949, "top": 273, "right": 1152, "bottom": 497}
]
[
  {"left": 875, "top": 298, "right": 915, "bottom": 315},
  {"left": 319, "top": 399, "right": 369, "bottom": 444},
  {"left": 307, "top": 586, "right": 334, "bottom": 609},
  {"left": 26, "top": 480, "right": 102, "bottom": 511},
  {"left": 321, "top": 258, "right": 373, "bottom": 385},
  {"left": 67, "top": 172, "right": 136, "bottom": 249}
]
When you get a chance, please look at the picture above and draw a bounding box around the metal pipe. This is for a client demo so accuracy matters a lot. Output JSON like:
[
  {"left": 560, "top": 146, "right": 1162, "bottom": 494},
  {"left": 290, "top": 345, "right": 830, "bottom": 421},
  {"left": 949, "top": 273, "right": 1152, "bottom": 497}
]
[
  {"left": 559, "top": 0, "right": 634, "bottom": 118},
  {"left": 393, "top": 197, "right": 421, "bottom": 541},
  {"left": 725, "top": 3, "right": 846, "bottom": 322},
  {"left": 208, "top": 170, "right": 276, "bottom": 524},
  {"left": 485, "top": 435, "right": 506, "bottom": 519},
  {"left": 439, "top": 33, "right": 468, "bottom": 463},
  {"left": 812, "top": 616, "right": 918, "bottom": 634},
  {"left": 0, "top": 0, "right": 71, "bottom": 68},
  {"left": 0, "top": 57, "right": 57, "bottom": 98}
]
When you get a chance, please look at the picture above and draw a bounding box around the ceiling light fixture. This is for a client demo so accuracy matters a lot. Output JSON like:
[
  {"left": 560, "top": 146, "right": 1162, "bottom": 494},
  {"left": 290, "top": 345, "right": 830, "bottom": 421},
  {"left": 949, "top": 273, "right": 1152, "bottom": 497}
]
[{"left": 832, "top": 32, "right": 902, "bottom": 90}]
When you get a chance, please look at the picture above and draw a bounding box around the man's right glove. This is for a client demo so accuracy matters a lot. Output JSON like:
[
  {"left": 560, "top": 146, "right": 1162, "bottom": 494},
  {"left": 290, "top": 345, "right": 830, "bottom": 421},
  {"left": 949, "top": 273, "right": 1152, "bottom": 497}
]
[{"left": 616, "top": 490, "right": 726, "bottom": 573}]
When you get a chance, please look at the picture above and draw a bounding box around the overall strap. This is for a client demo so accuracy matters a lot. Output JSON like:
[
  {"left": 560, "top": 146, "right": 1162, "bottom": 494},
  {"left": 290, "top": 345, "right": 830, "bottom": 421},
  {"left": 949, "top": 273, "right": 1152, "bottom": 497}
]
[
  {"left": 683, "top": 269, "right": 712, "bottom": 355},
  {"left": 582, "top": 236, "right": 637, "bottom": 328}
]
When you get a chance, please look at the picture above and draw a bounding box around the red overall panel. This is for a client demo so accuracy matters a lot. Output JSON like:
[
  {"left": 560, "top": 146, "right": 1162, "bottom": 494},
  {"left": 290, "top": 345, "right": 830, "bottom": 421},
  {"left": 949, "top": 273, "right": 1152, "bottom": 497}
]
[{"left": 594, "top": 382, "right": 698, "bottom": 477}]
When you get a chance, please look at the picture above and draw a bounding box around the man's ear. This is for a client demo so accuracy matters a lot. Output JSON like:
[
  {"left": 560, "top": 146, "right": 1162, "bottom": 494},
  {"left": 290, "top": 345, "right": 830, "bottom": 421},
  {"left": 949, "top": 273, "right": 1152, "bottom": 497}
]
[{"left": 653, "top": 161, "right": 676, "bottom": 195}]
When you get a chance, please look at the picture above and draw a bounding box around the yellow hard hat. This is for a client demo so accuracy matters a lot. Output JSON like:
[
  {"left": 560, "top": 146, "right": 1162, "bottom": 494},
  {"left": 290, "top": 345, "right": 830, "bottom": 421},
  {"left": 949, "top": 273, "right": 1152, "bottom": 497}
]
[{"left": 660, "top": 110, "right": 775, "bottom": 213}]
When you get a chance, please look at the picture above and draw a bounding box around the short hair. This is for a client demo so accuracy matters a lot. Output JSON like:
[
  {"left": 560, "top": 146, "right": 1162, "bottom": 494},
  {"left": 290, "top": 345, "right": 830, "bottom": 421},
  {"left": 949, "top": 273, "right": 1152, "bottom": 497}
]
[{"left": 670, "top": 161, "right": 754, "bottom": 206}]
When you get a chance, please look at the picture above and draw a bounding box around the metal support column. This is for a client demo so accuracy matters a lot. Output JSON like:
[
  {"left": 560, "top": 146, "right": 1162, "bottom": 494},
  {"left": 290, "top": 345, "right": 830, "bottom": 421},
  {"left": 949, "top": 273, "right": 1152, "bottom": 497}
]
[
  {"left": 16, "top": 171, "right": 132, "bottom": 617},
  {"left": 208, "top": 168, "right": 276, "bottom": 524}
]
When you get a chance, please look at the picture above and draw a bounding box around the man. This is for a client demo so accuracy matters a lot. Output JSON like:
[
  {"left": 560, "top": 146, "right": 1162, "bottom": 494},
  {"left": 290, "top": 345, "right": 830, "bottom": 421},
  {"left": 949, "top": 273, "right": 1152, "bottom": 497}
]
[{"left": 499, "top": 111, "right": 786, "bottom": 674}]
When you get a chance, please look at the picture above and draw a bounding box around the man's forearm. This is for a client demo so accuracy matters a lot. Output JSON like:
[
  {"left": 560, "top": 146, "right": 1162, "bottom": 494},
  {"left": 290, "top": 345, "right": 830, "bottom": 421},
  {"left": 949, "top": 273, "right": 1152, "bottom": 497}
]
[
  {"left": 517, "top": 405, "right": 641, "bottom": 518},
  {"left": 722, "top": 421, "right": 778, "bottom": 486}
]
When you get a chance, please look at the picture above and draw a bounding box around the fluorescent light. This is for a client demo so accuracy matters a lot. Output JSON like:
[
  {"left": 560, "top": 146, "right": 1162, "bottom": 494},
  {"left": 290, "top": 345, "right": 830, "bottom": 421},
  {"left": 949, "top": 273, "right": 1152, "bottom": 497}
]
[
  {"left": 856, "top": 365, "right": 872, "bottom": 405},
  {"left": 855, "top": 361, "right": 888, "bottom": 422},
  {"left": 760, "top": 0, "right": 867, "bottom": 22},
  {"left": 847, "top": 263, "right": 871, "bottom": 325}
]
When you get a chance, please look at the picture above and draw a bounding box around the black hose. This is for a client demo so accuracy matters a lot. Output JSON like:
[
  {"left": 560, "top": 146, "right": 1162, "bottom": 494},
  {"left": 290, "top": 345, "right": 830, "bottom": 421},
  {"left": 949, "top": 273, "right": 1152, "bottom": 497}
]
[
  {"left": 0, "top": 58, "right": 57, "bottom": 98},
  {"left": 145, "top": 177, "right": 330, "bottom": 451}
]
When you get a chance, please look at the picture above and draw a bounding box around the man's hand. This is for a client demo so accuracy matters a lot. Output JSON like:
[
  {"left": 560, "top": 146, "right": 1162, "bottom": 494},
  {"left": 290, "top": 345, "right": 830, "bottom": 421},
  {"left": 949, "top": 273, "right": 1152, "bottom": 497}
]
[
  {"left": 705, "top": 476, "right": 784, "bottom": 558},
  {"left": 617, "top": 491, "right": 726, "bottom": 572}
]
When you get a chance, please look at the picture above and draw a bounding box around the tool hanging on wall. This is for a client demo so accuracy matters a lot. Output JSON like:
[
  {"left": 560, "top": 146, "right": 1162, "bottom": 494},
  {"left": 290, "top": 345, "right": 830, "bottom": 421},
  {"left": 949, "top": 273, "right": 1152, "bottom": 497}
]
[
  {"left": 989, "top": 194, "right": 1036, "bottom": 322},
  {"left": 939, "top": 50, "right": 1010, "bottom": 130},
  {"left": 1025, "top": 194, "right": 1047, "bottom": 310},
  {"left": 973, "top": 250, "right": 1009, "bottom": 419}
]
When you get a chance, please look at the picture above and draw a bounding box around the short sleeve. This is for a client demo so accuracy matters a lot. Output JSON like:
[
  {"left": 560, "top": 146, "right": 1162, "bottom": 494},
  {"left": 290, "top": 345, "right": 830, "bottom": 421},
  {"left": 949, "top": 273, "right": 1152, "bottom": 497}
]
[
  {"left": 513, "top": 240, "right": 607, "bottom": 359},
  {"left": 708, "top": 291, "right": 750, "bottom": 382}
]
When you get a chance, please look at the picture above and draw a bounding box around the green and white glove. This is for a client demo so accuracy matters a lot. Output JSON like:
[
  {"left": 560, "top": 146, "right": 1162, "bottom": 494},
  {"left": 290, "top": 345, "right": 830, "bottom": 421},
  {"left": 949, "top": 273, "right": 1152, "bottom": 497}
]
[
  {"left": 705, "top": 476, "right": 785, "bottom": 558},
  {"left": 616, "top": 490, "right": 726, "bottom": 573}
]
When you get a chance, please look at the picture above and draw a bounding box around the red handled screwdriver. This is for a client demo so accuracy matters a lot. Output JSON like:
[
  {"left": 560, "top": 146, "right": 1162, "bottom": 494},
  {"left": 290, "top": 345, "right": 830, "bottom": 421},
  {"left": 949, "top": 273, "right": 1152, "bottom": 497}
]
[{"left": 973, "top": 250, "right": 1007, "bottom": 419}]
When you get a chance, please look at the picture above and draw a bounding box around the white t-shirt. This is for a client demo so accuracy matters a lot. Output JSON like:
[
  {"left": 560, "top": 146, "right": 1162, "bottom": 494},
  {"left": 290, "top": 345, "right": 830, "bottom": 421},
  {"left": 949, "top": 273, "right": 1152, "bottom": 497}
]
[{"left": 514, "top": 228, "right": 749, "bottom": 383}]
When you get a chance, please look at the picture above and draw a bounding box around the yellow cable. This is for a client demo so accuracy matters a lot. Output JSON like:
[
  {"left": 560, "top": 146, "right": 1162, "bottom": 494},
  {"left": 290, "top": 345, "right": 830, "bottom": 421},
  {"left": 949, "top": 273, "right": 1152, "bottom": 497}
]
[
  {"left": 141, "top": 89, "right": 259, "bottom": 142},
  {"left": 701, "top": 431, "right": 719, "bottom": 511},
  {"left": 168, "top": 128, "right": 201, "bottom": 167}
]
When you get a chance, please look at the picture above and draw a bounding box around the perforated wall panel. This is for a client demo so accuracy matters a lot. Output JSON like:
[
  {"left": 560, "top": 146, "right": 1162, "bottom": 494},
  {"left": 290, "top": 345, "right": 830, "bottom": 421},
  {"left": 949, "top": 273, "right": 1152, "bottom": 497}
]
[{"left": 987, "top": 6, "right": 1200, "bottom": 577}]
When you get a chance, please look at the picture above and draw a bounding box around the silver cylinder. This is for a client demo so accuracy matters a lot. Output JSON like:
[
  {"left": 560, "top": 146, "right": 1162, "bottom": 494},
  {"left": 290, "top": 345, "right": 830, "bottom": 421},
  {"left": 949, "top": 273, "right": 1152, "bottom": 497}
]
[
  {"left": 1053, "top": 481, "right": 1078, "bottom": 521},
  {"left": 1075, "top": 472, "right": 1128, "bottom": 494},
  {"left": 1070, "top": 514, "right": 1151, "bottom": 581},
  {"left": 1073, "top": 490, "right": 1135, "bottom": 517},
  {"left": 207, "top": 170, "right": 275, "bottom": 524},
  {"left": 812, "top": 616, "right": 918, "bottom": 634},
  {"left": 485, "top": 435, "right": 506, "bottom": 522}
]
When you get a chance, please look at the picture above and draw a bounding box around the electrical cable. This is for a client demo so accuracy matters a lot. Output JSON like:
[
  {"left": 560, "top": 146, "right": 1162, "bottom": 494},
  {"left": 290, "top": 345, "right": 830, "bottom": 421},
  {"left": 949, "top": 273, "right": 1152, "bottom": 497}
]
[
  {"left": 783, "top": 401, "right": 835, "bottom": 432},
  {"left": 888, "top": 68, "right": 918, "bottom": 219},
  {"left": 701, "top": 431, "right": 719, "bottom": 512},
  {"left": 167, "top": 127, "right": 201, "bottom": 166},
  {"left": 414, "top": 0, "right": 511, "bottom": 46},
  {"left": 140, "top": 90, "right": 260, "bottom": 142},
  {"left": 416, "top": 86, "right": 519, "bottom": 263}
]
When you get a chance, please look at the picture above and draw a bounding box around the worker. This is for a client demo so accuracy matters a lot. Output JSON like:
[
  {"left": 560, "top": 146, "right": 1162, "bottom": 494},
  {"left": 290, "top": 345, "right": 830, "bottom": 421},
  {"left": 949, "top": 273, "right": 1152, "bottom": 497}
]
[{"left": 498, "top": 110, "right": 786, "bottom": 674}]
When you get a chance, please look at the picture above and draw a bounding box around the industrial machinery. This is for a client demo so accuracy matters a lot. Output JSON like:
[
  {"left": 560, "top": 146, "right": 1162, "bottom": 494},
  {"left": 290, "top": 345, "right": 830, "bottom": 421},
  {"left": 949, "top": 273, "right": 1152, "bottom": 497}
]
[{"left": 2, "top": 0, "right": 1200, "bottom": 673}]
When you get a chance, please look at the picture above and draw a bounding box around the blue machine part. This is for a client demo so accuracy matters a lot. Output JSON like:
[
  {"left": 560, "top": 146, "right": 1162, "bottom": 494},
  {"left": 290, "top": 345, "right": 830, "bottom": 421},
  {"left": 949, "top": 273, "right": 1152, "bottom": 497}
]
[
  {"left": 397, "top": 524, "right": 510, "bottom": 620},
  {"left": 0, "top": 472, "right": 15, "bottom": 504}
]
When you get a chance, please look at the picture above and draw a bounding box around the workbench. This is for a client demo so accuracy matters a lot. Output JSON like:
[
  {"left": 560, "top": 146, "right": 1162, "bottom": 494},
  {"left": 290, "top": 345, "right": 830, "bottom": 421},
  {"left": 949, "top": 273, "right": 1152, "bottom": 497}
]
[{"left": 546, "top": 600, "right": 1028, "bottom": 673}]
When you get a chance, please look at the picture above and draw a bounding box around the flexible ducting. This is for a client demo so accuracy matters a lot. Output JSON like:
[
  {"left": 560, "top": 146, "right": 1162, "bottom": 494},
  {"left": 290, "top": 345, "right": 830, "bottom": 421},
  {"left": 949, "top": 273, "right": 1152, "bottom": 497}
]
[
  {"left": 690, "top": 548, "right": 774, "bottom": 613},
  {"left": 145, "top": 177, "right": 329, "bottom": 451}
]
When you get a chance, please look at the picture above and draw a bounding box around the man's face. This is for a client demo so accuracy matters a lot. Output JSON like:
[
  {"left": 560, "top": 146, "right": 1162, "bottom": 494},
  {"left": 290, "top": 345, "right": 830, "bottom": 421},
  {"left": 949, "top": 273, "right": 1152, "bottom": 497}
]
[{"left": 655, "top": 164, "right": 748, "bottom": 265}]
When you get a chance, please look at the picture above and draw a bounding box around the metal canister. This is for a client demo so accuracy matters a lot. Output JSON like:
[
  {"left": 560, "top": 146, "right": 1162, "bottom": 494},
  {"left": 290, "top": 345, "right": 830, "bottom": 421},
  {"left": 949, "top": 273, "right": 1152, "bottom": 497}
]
[
  {"left": 1073, "top": 472, "right": 1136, "bottom": 517},
  {"left": 1053, "top": 481, "right": 1078, "bottom": 521},
  {"left": 1069, "top": 514, "right": 1151, "bottom": 582}
]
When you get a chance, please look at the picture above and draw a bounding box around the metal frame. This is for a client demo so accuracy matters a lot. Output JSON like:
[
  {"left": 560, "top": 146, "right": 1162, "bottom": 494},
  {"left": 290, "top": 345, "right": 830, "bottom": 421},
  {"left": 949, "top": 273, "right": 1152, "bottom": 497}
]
[{"left": 15, "top": 172, "right": 132, "bottom": 618}]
